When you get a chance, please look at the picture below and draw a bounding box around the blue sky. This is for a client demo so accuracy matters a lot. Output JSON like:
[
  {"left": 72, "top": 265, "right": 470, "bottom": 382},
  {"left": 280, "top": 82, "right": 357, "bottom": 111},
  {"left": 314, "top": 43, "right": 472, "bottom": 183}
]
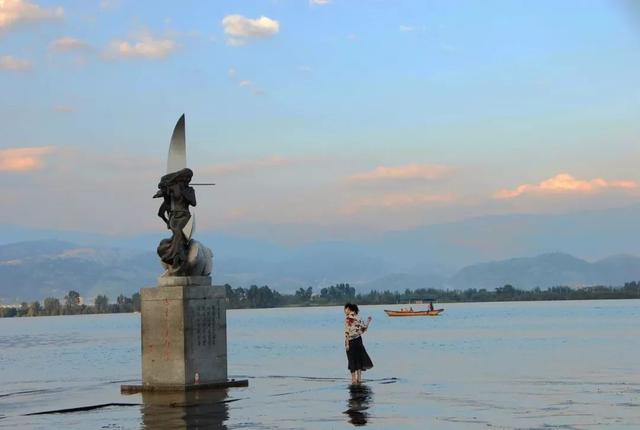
[{"left": 1, "top": 0, "right": 640, "bottom": 241}]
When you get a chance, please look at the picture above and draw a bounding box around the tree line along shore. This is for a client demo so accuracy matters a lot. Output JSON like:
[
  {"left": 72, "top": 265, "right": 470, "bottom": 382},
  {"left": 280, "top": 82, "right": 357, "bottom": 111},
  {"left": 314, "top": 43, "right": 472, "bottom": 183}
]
[{"left": 1, "top": 282, "right": 640, "bottom": 318}]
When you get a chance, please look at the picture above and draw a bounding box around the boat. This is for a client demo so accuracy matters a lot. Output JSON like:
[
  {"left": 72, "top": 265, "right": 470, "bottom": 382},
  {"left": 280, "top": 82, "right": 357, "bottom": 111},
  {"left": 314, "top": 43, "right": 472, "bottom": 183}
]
[
  {"left": 384, "top": 298, "right": 444, "bottom": 317},
  {"left": 384, "top": 309, "right": 444, "bottom": 317}
]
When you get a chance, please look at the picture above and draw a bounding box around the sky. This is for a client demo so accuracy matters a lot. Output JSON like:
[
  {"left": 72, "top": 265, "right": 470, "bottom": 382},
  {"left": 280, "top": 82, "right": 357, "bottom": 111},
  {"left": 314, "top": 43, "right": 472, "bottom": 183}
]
[{"left": 1, "top": 0, "right": 640, "bottom": 243}]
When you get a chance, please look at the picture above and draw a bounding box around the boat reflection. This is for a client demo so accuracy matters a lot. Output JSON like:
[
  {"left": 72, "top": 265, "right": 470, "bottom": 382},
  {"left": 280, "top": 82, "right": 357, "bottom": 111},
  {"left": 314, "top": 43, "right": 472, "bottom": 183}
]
[
  {"left": 141, "top": 388, "right": 229, "bottom": 429},
  {"left": 344, "top": 384, "right": 373, "bottom": 426}
]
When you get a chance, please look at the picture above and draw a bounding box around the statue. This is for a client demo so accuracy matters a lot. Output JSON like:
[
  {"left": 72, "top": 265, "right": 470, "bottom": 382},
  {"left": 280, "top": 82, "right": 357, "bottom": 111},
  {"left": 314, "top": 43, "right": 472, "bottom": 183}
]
[
  {"left": 153, "top": 115, "right": 213, "bottom": 277},
  {"left": 125, "top": 113, "right": 245, "bottom": 393}
]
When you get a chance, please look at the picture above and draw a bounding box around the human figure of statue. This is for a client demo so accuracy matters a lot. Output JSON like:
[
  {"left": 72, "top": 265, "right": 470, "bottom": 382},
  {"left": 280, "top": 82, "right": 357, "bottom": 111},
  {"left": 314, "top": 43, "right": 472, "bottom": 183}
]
[{"left": 154, "top": 168, "right": 197, "bottom": 275}]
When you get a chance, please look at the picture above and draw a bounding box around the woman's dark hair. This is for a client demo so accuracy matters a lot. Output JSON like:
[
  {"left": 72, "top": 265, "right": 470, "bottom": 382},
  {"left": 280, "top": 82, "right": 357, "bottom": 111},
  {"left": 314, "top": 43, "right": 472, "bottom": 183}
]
[{"left": 344, "top": 303, "right": 359, "bottom": 314}]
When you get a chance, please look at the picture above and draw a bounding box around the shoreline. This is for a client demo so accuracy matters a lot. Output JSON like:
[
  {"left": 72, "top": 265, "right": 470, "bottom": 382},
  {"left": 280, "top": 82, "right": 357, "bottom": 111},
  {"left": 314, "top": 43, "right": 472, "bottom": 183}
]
[{"left": 2, "top": 295, "right": 639, "bottom": 318}]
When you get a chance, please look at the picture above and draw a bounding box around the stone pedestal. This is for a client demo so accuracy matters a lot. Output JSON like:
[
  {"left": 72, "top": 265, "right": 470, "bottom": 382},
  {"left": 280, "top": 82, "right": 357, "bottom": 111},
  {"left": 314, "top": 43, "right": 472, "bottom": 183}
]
[{"left": 140, "top": 276, "right": 228, "bottom": 389}]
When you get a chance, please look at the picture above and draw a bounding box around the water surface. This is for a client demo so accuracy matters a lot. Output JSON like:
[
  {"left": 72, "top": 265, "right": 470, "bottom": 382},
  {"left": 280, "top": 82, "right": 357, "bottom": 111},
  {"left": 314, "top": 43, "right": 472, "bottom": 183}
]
[{"left": 1, "top": 300, "right": 639, "bottom": 429}]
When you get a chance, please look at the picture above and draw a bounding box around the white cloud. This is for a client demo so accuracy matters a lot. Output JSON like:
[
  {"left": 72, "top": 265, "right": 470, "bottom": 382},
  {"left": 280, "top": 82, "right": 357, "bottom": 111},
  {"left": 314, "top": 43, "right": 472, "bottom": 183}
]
[
  {"left": 310, "top": 0, "right": 331, "bottom": 5},
  {"left": 0, "top": 54, "right": 31, "bottom": 71},
  {"left": 237, "top": 79, "right": 264, "bottom": 96},
  {"left": 0, "top": 0, "right": 63, "bottom": 31},
  {"left": 228, "top": 67, "right": 265, "bottom": 96},
  {"left": 105, "top": 31, "right": 179, "bottom": 59},
  {"left": 50, "top": 36, "right": 91, "bottom": 52},
  {"left": 222, "top": 15, "right": 279, "bottom": 46}
]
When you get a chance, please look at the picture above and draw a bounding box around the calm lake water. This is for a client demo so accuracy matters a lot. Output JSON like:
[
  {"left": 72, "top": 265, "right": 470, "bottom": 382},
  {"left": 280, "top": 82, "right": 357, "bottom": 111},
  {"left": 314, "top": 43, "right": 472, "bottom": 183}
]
[{"left": 0, "top": 300, "right": 639, "bottom": 429}]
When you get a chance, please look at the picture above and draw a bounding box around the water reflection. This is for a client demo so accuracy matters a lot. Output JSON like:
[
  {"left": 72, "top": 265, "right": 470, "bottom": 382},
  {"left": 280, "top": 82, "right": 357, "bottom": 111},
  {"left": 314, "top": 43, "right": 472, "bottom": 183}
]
[
  {"left": 344, "top": 384, "right": 373, "bottom": 426},
  {"left": 141, "top": 389, "right": 229, "bottom": 429}
]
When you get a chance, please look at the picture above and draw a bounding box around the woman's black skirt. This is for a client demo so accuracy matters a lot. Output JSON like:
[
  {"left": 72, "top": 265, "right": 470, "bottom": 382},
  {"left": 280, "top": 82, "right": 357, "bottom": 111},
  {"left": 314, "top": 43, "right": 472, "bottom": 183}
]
[{"left": 347, "top": 336, "right": 373, "bottom": 372}]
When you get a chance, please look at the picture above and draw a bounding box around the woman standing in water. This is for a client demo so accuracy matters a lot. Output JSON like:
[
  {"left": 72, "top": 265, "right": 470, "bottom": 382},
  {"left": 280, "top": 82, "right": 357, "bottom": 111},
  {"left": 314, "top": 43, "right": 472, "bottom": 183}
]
[{"left": 344, "top": 303, "right": 373, "bottom": 384}]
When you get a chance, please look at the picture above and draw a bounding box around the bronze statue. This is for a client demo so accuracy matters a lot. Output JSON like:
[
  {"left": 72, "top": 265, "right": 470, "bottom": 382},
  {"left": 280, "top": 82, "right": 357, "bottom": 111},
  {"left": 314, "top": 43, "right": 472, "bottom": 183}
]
[
  {"left": 154, "top": 168, "right": 197, "bottom": 275},
  {"left": 154, "top": 116, "right": 212, "bottom": 277}
]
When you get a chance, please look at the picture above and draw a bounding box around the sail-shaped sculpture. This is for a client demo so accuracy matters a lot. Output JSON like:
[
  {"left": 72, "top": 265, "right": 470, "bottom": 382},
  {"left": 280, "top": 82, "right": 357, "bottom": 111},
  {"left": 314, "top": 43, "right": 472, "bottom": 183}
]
[
  {"left": 153, "top": 114, "right": 211, "bottom": 277},
  {"left": 167, "top": 114, "right": 186, "bottom": 174}
]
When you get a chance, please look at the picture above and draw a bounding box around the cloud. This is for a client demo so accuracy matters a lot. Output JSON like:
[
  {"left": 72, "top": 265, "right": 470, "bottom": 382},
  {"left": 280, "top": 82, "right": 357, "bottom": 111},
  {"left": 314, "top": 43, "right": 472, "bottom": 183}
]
[
  {"left": 0, "top": 55, "right": 31, "bottom": 71},
  {"left": 228, "top": 67, "right": 264, "bottom": 95},
  {"left": 50, "top": 36, "right": 91, "bottom": 52},
  {"left": 237, "top": 79, "right": 264, "bottom": 96},
  {"left": 310, "top": 0, "right": 331, "bottom": 5},
  {"left": 222, "top": 15, "right": 279, "bottom": 46},
  {"left": 349, "top": 164, "right": 452, "bottom": 183},
  {"left": 495, "top": 173, "right": 638, "bottom": 199},
  {"left": 0, "top": 146, "right": 55, "bottom": 172},
  {"left": 0, "top": 0, "right": 63, "bottom": 31},
  {"left": 105, "top": 31, "right": 179, "bottom": 59}
]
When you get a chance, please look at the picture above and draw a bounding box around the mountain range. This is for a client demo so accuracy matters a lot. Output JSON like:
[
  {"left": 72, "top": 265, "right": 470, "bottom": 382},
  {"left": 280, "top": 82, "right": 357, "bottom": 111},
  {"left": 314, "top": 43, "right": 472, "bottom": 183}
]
[
  {"left": 2, "top": 204, "right": 640, "bottom": 302},
  {"left": 1, "top": 246, "right": 639, "bottom": 304}
]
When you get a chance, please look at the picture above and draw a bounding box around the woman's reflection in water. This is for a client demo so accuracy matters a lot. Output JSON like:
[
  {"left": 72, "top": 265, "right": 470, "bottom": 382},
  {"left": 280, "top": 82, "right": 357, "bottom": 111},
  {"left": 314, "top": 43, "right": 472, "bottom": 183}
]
[
  {"left": 141, "top": 389, "right": 230, "bottom": 429},
  {"left": 344, "top": 384, "right": 373, "bottom": 426}
]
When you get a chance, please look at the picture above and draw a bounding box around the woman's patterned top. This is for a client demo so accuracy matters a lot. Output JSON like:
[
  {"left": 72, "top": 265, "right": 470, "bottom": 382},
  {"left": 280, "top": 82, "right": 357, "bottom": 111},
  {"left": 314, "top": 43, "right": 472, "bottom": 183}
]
[{"left": 345, "top": 311, "right": 367, "bottom": 341}]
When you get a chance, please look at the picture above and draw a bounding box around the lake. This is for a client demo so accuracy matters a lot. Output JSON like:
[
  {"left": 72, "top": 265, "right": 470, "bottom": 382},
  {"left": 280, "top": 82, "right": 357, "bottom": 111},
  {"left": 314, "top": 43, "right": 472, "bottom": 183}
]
[{"left": 1, "top": 300, "right": 639, "bottom": 429}]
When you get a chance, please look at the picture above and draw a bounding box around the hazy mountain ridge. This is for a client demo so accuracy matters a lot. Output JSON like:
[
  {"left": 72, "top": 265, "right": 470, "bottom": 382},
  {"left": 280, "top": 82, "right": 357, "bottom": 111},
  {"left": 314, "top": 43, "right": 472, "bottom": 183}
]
[
  {"left": 3, "top": 205, "right": 640, "bottom": 302},
  {"left": 2, "top": 241, "right": 639, "bottom": 303},
  {"left": 446, "top": 252, "right": 640, "bottom": 290}
]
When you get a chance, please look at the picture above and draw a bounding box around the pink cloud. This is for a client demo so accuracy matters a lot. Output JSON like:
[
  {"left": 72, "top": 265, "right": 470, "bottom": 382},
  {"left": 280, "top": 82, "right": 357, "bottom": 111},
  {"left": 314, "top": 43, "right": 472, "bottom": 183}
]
[
  {"left": 349, "top": 164, "right": 452, "bottom": 182},
  {"left": 0, "top": 55, "right": 32, "bottom": 71},
  {"left": 0, "top": 146, "right": 55, "bottom": 172},
  {"left": 0, "top": 0, "right": 63, "bottom": 31},
  {"left": 495, "top": 173, "right": 638, "bottom": 199}
]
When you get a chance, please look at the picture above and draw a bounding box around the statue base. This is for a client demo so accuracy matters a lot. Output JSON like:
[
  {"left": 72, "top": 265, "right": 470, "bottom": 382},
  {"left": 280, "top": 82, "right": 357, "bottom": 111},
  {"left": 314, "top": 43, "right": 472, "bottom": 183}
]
[
  {"left": 120, "top": 378, "right": 248, "bottom": 394},
  {"left": 138, "top": 277, "right": 233, "bottom": 389},
  {"left": 157, "top": 275, "right": 211, "bottom": 287}
]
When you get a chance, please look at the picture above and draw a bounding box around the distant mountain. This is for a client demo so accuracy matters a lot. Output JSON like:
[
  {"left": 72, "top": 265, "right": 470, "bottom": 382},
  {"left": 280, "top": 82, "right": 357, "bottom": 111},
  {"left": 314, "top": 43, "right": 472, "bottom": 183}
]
[
  {"left": 5, "top": 203, "right": 640, "bottom": 271},
  {"left": 359, "top": 272, "right": 447, "bottom": 292},
  {"left": 3, "top": 204, "right": 640, "bottom": 301},
  {"left": 2, "top": 240, "right": 639, "bottom": 303},
  {"left": 0, "top": 240, "right": 158, "bottom": 303},
  {"left": 447, "top": 252, "right": 640, "bottom": 290},
  {"left": 0, "top": 240, "right": 399, "bottom": 302}
]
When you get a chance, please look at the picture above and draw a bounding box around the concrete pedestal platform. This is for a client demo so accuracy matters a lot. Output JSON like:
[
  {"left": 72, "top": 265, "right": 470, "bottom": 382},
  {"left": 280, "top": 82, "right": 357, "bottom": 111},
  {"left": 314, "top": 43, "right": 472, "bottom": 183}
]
[
  {"left": 120, "top": 378, "right": 248, "bottom": 394},
  {"left": 137, "top": 277, "right": 237, "bottom": 391}
]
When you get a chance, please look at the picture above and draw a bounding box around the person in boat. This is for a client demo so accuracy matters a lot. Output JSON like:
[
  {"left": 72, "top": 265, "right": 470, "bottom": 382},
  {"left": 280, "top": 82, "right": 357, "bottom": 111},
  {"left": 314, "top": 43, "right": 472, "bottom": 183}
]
[
  {"left": 344, "top": 303, "right": 373, "bottom": 384},
  {"left": 428, "top": 302, "right": 434, "bottom": 312}
]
